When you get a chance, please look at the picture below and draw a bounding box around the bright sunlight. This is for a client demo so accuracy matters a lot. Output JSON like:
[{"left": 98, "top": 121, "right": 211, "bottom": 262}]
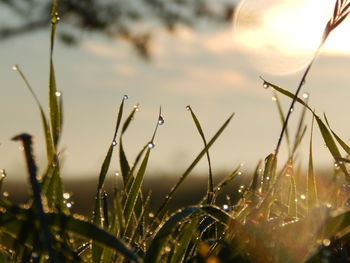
[{"left": 233, "top": 0, "right": 349, "bottom": 75}]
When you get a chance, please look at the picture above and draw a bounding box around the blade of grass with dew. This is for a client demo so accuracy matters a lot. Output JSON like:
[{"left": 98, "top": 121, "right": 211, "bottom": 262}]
[
  {"left": 145, "top": 205, "right": 234, "bottom": 263},
  {"left": 324, "top": 114, "right": 350, "bottom": 156},
  {"left": 92, "top": 97, "right": 126, "bottom": 263},
  {"left": 49, "top": 2, "right": 61, "bottom": 147},
  {"left": 170, "top": 218, "right": 199, "bottom": 263},
  {"left": 119, "top": 106, "right": 138, "bottom": 184},
  {"left": 315, "top": 115, "right": 350, "bottom": 180},
  {"left": 266, "top": 80, "right": 350, "bottom": 180},
  {"left": 249, "top": 161, "right": 262, "bottom": 202},
  {"left": 307, "top": 117, "right": 318, "bottom": 211},
  {"left": 273, "top": 92, "right": 291, "bottom": 155},
  {"left": 288, "top": 174, "right": 297, "bottom": 218},
  {"left": 262, "top": 153, "right": 277, "bottom": 193},
  {"left": 123, "top": 148, "right": 150, "bottom": 232},
  {"left": 187, "top": 106, "right": 214, "bottom": 204},
  {"left": 154, "top": 113, "right": 234, "bottom": 221},
  {"left": 123, "top": 109, "right": 162, "bottom": 226},
  {"left": 14, "top": 66, "right": 54, "bottom": 164}
]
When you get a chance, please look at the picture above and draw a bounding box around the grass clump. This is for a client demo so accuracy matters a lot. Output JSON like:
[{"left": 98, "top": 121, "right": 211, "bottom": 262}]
[{"left": 2, "top": 0, "right": 350, "bottom": 262}]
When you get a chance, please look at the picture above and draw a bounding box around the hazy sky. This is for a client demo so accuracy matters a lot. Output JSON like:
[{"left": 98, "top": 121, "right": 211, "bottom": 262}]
[{"left": 1, "top": 0, "right": 350, "bottom": 180}]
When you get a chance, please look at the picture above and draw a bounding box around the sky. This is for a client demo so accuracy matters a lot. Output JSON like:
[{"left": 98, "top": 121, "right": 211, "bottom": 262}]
[{"left": 1, "top": 0, "right": 350, "bottom": 180}]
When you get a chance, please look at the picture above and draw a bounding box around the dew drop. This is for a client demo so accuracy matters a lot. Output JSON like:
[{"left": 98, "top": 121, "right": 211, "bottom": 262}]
[
  {"left": 55, "top": 91, "right": 62, "bottom": 97},
  {"left": 63, "top": 192, "right": 71, "bottom": 200},
  {"left": 238, "top": 171, "right": 243, "bottom": 176},
  {"left": 123, "top": 95, "right": 129, "bottom": 100},
  {"left": 322, "top": 239, "right": 331, "bottom": 247},
  {"left": 164, "top": 246, "right": 171, "bottom": 253},
  {"left": 147, "top": 142, "right": 155, "bottom": 149},
  {"left": 300, "top": 194, "right": 306, "bottom": 200},
  {"left": 185, "top": 105, "right": 191, "bottom": 111},
  {"left": 223, "top": 204, "right": 229, "bottom": 211},
  {"left": 263, "top": 83, "right": 270, "bottom": 89},
  {"left": 302, "top": 92, "right": 309, "bottom": 99},
  {"left": 290, "top": 107, "right": 294, "bottom": 113},
  {"left": 3, "top": 192, "right": 9, "bottom": 198},
  {"left": 12, "top": 65, "right": 19, "bottom": 71},
  {"left": 66, "top": 202, "right": 73, "bottom": 208},
  {"left": 0, "top": 169, "right": 6, "bottom": 179},
  {"left": 158, "top": 116, "right": 165, "bottom": 125},
  {"left": 112, "top": 140, "right": 117, "bottom": 146},
  {"left": 115, "top": 171, "right": 120, "bottom": 177},
  {"left": 271, "top": 96, "right": 277, "bottom": 101},
  {"left": 149, "top": 212, "right": 154, "bottom": 218}
]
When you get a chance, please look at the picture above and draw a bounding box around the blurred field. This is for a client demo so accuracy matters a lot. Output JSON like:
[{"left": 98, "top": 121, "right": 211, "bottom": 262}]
[{"left": 2, "top": 173, "right": 245, "bottom": 215}]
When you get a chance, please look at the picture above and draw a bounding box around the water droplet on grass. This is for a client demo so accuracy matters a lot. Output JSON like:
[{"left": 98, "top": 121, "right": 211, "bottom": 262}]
[
  {"left": 115, "top": 171, "right": 120, "bottom": 177},
  {"left": 158, "top": 116, "right": 165, "bottom": 125},
  {"left": 63, "top": 192, "right": 71, "bottom": 200},
  {"left": 123, "top": 95, "right": 129, "bottom": 100},
  {"left": 263, "top": 83, "right": 270, "bottom": 89},
  {"left": 148, "top": 142, "right": 155, "bottom": 149},
  {"left": 272, "top": 96, "right": 277, "bottom": 101},
  {"left": 12, "top": 65, "right": 19, "bottom": 71},
  {"left": 300, "top": 194, "right": 306, "bottom": 200},
  {"left": 55, "top": 91, "right": 62, "bottom": 97},
  {"left": 302, "top": 92, "right": 309, "bottom": 99},
  {"left": 223, "top": 204, "right": 229, "bottom": 211},
  {"left": 322, "top": 239, "right": 331, "bottom": 247},
  {"left": 186, "top": 105, "right": 190, "bottom": 111},
  {"left": 112, "top": 140, "right": 117, "bottom": 146}
]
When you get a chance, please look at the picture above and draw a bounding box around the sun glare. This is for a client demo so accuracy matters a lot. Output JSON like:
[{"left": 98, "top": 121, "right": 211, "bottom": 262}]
[{"left": 233, "top": 0, "right": 340, "bottom": 75}]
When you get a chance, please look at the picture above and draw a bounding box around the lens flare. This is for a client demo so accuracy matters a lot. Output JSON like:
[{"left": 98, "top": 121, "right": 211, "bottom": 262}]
[{"left": 233, "top": 0, "right": 333, "bottom": 75}]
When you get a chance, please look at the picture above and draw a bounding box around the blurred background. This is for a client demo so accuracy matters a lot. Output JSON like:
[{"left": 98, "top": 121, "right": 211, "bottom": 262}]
[{"left": 0, "top": 0, "right": 350, "bottom": 188}]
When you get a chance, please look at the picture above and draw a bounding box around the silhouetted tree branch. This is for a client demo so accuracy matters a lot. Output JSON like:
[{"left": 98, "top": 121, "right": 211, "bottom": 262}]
[{"left": 0, "top": 0, "right": 235, "bottom": 58}]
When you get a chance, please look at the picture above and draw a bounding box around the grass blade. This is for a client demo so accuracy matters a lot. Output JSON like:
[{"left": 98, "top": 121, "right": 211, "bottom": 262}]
[
  {"left": 307, "top": 117, "right": 318, "bottom": 211},
  {"left": 187, "top": 106, "right": 214, "bottom": 204},
  {"left": 154, "top": 113, "right": 234, "bottom": 220}
]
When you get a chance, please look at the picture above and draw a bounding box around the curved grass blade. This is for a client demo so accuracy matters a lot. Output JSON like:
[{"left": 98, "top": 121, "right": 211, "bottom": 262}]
[
  {"left": 307, "top": 117, "right": 318, "bottom": 211},
  {"left": 145, "top": 205, "right": 234, "bottom": 263},
  {"left": 92, "top": 97, "right": 126, "bottom": 262},
  {"left": 13, "top": 65, "right": 54, "bottom": 163},
  {"left": 273, "top": 92, "right": 291, "bottom": 155},
  {"left": 154, "top": 113, "right": 234, "bottom": 220},
  {"left": 187, "top": 106, "right": 214, "bottom": 204},
  {"left": 324, "top": 114, "right": 350, "bottom": 156}
]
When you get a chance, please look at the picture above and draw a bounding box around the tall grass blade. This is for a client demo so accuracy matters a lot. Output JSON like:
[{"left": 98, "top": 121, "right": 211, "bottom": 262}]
[
  {"left": 13, "top": 66, "right": 54, "bottom": 164},
  {"left": 154, "top": 113, "right": 234, "bottom": 220},
  {"left": 123, "top": 149, "right": 150, "bottom": 230},
  {"left": 273, "top": 93, "right": 291, "bottom": 154},
  {"left": 307, "top": 117, "right": 318, "bottom": 210},
  {"left": 187, "top": 106, "right": 214, "bottom": 204}
]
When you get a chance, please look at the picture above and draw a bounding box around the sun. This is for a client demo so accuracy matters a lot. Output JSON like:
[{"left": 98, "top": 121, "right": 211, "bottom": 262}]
[{"left": 233, "top": 0, "right": 345, "bottom": 75}]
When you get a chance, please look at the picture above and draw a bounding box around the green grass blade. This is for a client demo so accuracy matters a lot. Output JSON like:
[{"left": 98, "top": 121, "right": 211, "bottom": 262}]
[
  {"left": 288, "top": 174, "right": 297, "bottom": 218},
  {"left": 123, "top": 149, "right": 150, "bottom": 230},
  {"left": 307, "top": 117, "right": 318, "bottom": 211},
  {"left": 145, "top": 205, "right": 234, "bottom": 263},
  {"left": 315, "top": 115, "right": 350, "bottom": 179},
  {"left": 14, "top": 66, "right": 54, "bottom": 164},
  {"left": 273, "top": 92, "right": 291, "bottom": 155},
  {"left": 154, "top": 113, "right": 234, "bottom": 220},
  {"left": 324, "top": 114, "right": 350, "bottom": 156},
  {"left": 187, "top": 106, "right": 214, "bottom": 204},
  {"left": 119, "top": 106, "right": 139, "bottom": 184},
  {"left": 170, "top": 219, "right": 198, "bottom": 263}
]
